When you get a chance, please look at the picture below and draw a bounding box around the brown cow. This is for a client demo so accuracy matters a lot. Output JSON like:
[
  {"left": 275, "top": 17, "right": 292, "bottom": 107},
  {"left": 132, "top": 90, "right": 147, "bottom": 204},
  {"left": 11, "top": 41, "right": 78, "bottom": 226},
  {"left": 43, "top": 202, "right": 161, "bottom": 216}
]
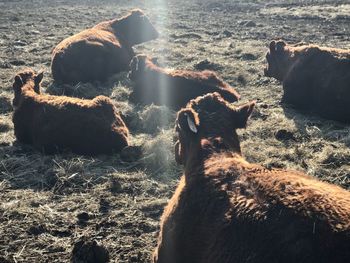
[
  {"left": 51, "top": 9, "right": 158, "bottom": 84},
  {"left": 12, "top": 69, "right": 128, "bottom": 155},
  {"left": 264, "top": 40, "right": 350, "bottom": 123},
  {"left": 153, "top": 92, "right": 350, "bottom": 263},
  {"left": 128, "top": 54, "right": 240, "bottom": 110}
]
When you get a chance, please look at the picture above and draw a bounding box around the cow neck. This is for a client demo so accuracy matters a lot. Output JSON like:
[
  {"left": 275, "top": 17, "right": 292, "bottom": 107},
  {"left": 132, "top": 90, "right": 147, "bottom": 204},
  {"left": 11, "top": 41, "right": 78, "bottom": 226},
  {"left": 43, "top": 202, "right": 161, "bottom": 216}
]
[
  {"left": 109, "top": 18, "right": 134, "bottom": 46},
  {"left": 184, "top": 136, "right": 241, "bottom": 181},
  {"left": 113, "top": 30, "right": 130, "bottom": 47}
]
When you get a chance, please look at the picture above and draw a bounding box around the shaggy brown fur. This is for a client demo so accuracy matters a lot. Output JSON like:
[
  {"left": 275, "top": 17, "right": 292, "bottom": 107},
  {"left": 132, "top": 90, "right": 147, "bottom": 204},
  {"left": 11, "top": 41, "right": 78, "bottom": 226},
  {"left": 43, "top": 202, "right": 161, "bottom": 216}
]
[
  {"left": 153, "top": 92, "right": 350, "bottom": 263},
  {"left": 128, "top": 54, "right": 240, "bottom": 110},
  {"left": 51, "top": 9, "right": 158, "bottom": 84},
  {"left": 12, "top": 69, "right": 129, "bottom": 155},
  {"left": 264, "top": 40, "right": 350, "bottom": 123}
]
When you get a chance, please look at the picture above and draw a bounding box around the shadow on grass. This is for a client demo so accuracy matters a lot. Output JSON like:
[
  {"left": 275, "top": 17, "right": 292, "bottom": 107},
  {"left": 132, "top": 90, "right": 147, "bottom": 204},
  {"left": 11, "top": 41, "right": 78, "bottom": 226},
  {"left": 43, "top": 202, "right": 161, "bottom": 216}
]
[{"left": 282, "top": 103, "right": 350, "bottom": 147}]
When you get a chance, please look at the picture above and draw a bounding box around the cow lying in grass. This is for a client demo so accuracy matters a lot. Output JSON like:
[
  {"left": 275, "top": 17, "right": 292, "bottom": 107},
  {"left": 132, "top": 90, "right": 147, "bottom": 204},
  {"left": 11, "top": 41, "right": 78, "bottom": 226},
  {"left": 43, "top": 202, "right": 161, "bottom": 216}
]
[
  {"left": 153, "top": 92, "right": 350, "bottom": 263},
  {"left": 12, "top": 69, "right": 129, "bottom": 155},
  {"left": 264, "top": 40, "right": 350, "bottom": 123},
  {"left": 51, "top": 9, "right": 158, "bottom": 84},
  {"left": 129, "top": 54, "right": 240, "bottom": 110}
]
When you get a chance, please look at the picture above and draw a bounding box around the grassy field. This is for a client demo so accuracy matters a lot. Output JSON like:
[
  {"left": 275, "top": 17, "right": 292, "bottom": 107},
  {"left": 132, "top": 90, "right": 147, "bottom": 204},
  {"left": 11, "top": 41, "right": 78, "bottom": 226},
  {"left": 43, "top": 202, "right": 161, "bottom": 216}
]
[{"left": 0, "top": 0, "right": 349, "bottom": 262}]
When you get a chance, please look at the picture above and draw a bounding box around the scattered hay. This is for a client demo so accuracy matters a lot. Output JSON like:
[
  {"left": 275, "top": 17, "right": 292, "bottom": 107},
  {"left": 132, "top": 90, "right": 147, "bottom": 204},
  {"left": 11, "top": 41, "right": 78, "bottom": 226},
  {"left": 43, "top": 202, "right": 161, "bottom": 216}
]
[
  {"left": 320, "top": 147, "right": 350, "bottom": 169},
  {"left": 0, "top": 146, "right": 119, "bottom": 193},
  {"left": 46, "top": 82, "right": 111, "bottom": 99},
  {"left": 139, "top": 104, "right": 175, "bottom": 134},
  {"left": 0, "top": 95, "right": 12, "bottom": 114},
  {"left": 120, "top": 145, "right": 143, "bottom": 163},
  {"left": 260, "top": 4, "right": 350, "bottom": 21},
  {"left": 141, "top": 130, "right": 180, "bottom": 178},
  {"left": 0, "top": 1, "right": 349, "bottom": 262},
  {"left": 0, "top": 146, "right": 57, "bottom": 190},
  {"left": 0, "top": 122, "right": 11, "bottom": 133},
  {"left": 122, "top": 104, "right": 175, "bottom": 134},
  {"left": 46, "top": 72, "right": 130, "bottom": 99},
  {"left": 110, "top": 84, "right": 131, "bottom": 102}
]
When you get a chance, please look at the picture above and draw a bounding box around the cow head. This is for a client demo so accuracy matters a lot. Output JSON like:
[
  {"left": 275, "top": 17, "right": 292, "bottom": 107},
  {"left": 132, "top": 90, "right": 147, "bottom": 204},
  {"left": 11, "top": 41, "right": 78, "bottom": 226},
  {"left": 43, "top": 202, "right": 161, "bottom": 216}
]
[
  {"left": 174, "top": 92, "right": 255, "bottom": 166},
  {"left": 113, "top": 9, "right": 159, "bottom": 46},
  {"left": 129, "top": 54, "right": 160, "bottom": 80},
  {"left": 264, "top": 40, "right": 293, "bottom": 81},
  {"left": 128, "top": 54, "right": 149, "bottom": 81},
  {"left": 12, "top": 69, "right": 43, "bottom": 109}
]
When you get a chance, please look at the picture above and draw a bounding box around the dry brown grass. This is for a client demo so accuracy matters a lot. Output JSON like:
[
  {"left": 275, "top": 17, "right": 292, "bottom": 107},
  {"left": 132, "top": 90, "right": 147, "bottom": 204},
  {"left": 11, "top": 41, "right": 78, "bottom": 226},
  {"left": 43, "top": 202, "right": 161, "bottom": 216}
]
[{"left": 0, "top": 0, "right": 349, "bottom": 262}]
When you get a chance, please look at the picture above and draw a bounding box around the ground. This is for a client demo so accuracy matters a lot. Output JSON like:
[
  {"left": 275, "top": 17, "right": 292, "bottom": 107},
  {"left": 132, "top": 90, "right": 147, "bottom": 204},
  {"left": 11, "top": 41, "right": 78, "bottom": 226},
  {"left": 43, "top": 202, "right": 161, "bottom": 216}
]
[{"left": 0, "top": 0, "right": 349, "bottom": 262}]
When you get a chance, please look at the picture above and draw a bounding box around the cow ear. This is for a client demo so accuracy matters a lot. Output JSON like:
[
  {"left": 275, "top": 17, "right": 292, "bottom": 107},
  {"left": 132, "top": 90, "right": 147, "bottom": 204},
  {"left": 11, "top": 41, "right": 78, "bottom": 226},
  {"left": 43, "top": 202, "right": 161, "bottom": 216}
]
[
  {"left": 276, "top": 41, "right": 286, "bottom": 52},
  {"left": 34, "top": 71, "right": 44, "bottom": 85},
  {"left": 130, "top": 56, "right": 139, "bottom": 72},
  {"left": 234, "top": 101, "right": 255, "bottom": 128},
  {"left": 14, "top": 75, "right": 23, "bottom": 88},
  {"left": 177, "top": 109, "right": 200, "bottom": 135},
  {"left": 269, "top": 41, "right": 276, "bottom": 52},
  {"left": 151, "top": 57, "right": 159, "bottom": 66},
  {"left": 130, "top": 9, "right": 144, "bottom": 18},
  {"left": 130, "top": 55, "right": 147, "bottom": 72},
  {"left": 33, "top": 72, "right": 43, "bottom": 93}
]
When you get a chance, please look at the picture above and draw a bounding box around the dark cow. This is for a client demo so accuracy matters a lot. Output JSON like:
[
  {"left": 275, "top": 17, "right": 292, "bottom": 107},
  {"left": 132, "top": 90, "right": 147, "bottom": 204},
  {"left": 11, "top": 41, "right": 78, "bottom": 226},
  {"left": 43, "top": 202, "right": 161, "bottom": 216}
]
[
  {"left": 51, "top": 9, "right": 158, "bottom": 84},
  {"left": 265, "top": 40, "right": 350, "bottom": 123},
  {"left": 129, "top": 54, "right": 240, "bottom": 110},
  {"left": 12, "top": 69, "right": 129, "bottom": 155},
  {"left": 153, "top": 92, "right": 350, "bottom": 263}
]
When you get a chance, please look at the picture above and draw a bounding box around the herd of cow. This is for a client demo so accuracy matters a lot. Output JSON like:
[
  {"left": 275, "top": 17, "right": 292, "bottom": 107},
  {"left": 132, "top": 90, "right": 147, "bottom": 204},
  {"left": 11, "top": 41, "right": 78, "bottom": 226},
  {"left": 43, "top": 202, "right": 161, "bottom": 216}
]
[{"left": 9, "top": 9, "right": 350, "bottom": 263}]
